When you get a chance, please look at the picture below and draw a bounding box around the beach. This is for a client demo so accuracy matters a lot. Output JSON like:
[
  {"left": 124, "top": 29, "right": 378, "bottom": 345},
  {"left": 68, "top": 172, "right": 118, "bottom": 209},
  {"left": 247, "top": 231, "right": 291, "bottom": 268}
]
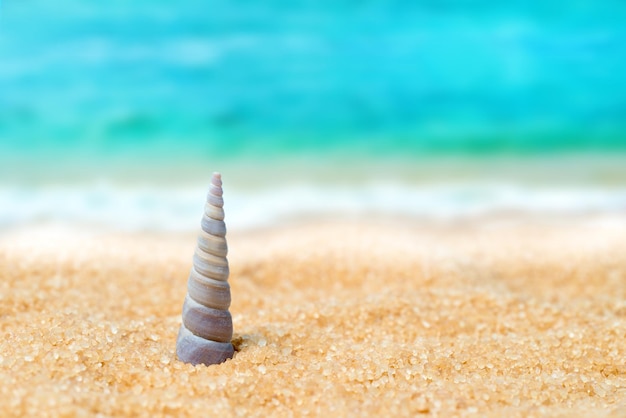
[
  {"left": 2, "top": 0, "right": 626, "bottom": 415},
  {"left": 1, "top": 217, "right": 625, "bottom": 417}
]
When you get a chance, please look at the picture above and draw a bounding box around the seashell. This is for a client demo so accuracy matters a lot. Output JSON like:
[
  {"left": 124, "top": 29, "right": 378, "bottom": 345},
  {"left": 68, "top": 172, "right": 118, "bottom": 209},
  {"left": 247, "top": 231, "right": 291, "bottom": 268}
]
[{"left": 176, "top": 172, "right": 234, "bottom": 366}]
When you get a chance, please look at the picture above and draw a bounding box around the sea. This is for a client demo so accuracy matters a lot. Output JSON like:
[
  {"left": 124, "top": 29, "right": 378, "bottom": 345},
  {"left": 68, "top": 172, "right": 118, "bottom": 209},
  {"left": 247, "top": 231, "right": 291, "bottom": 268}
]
[{"left": 1, "top": 1, "right": 625, "bottom": 231}]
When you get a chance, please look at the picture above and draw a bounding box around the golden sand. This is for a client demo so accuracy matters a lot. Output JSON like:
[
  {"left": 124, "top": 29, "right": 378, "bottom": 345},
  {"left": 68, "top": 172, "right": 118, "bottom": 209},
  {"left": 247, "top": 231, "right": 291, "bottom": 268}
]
[{"left": 1, "top": 219, "right": 625, "bottom": 417}]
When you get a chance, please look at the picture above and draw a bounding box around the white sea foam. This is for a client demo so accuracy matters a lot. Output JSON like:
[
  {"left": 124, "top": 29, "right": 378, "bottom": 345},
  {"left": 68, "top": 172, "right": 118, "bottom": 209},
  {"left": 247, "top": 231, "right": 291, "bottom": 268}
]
[{"left": 1, "top": 182, "right": 625, "bottom": 232}]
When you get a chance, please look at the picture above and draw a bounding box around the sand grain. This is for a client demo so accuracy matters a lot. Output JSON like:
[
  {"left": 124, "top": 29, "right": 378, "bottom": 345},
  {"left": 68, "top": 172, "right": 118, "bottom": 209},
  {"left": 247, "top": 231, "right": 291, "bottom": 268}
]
[{"left": 1, "top": 220, "right": 625, "bottom": 417}]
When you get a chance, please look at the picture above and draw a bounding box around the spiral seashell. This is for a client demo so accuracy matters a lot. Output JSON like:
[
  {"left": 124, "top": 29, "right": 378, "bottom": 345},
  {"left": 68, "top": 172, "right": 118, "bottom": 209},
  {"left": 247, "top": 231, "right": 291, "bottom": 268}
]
[{"left": 176, "top": 172, "right": 234, "bottom": 366}]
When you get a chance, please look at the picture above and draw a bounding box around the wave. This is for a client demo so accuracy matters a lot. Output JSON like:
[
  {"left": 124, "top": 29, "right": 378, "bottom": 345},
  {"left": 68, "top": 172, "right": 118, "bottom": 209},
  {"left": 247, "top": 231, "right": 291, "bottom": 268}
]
[{"left": 1, "top": 182, "right": 625, "bottom": 232}]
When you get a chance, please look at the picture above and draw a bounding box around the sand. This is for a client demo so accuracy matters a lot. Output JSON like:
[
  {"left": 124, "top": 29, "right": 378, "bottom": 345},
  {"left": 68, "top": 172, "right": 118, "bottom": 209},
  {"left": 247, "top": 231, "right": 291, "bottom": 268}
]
[{"left": 1, "top": 218, "right": 625, "bottom": 417}]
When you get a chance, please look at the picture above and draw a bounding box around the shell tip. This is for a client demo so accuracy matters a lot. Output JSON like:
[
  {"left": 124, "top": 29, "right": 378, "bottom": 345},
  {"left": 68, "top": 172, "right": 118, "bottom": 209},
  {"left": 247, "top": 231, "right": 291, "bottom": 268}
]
[{"left": 211, "top": 172, "right": 223, "bottom": 187}]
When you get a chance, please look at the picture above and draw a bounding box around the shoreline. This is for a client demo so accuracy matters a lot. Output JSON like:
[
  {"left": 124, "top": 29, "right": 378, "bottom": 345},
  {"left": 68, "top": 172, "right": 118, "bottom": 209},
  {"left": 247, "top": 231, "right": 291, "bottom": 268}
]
[
  {"left": 3, "top": 152, "right": 626, "bottom": 188},
  {"left": 1, "top": 179, "right": 626, "bottom": 233}
]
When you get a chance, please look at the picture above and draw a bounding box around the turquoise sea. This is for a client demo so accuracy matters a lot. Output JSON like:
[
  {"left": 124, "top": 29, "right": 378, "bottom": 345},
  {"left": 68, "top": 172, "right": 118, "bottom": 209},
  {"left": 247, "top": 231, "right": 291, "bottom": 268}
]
[{"left": 1, "top": 1, "right": 626, "bottom": 230}]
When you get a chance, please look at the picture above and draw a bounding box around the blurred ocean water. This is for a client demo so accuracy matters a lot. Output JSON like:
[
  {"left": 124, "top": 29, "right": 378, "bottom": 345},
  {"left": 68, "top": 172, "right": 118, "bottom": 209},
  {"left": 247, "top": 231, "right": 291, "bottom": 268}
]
[
  {"left": 1, "top": 1, "right": 626, "bottom": 167},
  {"left": 1, "top": 1, "right": 625, "bottom": 230}
]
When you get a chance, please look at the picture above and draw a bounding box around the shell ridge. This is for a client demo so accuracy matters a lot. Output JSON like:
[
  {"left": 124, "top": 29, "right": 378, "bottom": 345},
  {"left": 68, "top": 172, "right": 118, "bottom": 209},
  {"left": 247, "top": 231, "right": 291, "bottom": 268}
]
[
  {"left": 201, "top": 217, "right": 227, "bottom": 237},
  {"left": 187, "top": 271, "right": 231, "bottom": 311},
  {"left": 204, "top": 203, "right": 225, "bottom": 221},
  {"left": 197, "top": 230, "right": 228, "bottom": 257},
  {"left": 181, "top": 295, "right": 233, "bottom": 343},
  {"left": 192, "top": 255, "right": 230, "bottom": 281},
  {"left": 176, "top": 324, "right": 234, "bottom": 366}
]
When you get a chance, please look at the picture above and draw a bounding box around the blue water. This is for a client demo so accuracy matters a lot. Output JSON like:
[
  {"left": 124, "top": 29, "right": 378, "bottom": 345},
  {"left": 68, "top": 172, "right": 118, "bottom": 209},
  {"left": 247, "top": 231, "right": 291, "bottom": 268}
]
[
  {"left": 1, "top": 1, "right": 626, "bottom": 230},
  {"left": 1, "top": 0, "right": 626, "bottom": 171}
]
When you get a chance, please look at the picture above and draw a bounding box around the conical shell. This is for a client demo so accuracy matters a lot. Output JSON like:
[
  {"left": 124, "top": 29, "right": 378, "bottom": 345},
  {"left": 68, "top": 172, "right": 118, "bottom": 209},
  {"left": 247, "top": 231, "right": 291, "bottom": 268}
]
[{"left": 176, "top": 172, "right": 234, "bottom": 366}]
